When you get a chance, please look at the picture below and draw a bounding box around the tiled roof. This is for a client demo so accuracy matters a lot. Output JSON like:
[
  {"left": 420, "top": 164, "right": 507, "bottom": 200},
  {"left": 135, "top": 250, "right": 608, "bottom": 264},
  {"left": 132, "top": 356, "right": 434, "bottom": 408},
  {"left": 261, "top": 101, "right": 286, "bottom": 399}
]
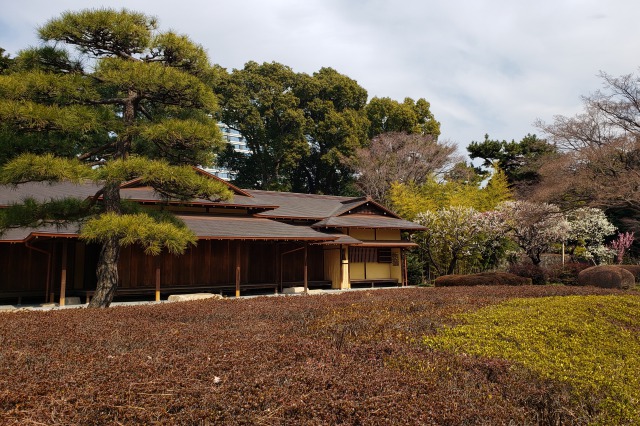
[
  {"left": 312, "top": 214, "right": 427, "bottom": 230},
  {"left": 0, "top": 182, "right": 276, "bottom": 209},
  {"left": 178, "top": 215, "right": 337, "bottom": 241},
  {"left": 311, "top": 232, "right": 362, "bottom": 245},
  {"left": 247, "top": 190, "right": 356, "bottom": 219},
  {"left": 118, "top": 187, "right": 273, "bottom": 208},
  {"left": 0, "top": 223, "right": 80, "bottom": 242},
  {"left": 0, "top": 182, "right": 101, "bottom": 206},
  {"left": 0, "top": 172, "right": 425, "bottom": 242}
]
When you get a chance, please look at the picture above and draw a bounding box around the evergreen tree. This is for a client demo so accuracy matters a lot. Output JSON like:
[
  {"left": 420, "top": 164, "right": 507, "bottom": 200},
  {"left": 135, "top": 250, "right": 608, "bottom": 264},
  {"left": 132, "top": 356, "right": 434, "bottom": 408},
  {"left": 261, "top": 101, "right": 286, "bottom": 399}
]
[{"left": 0, "top": 9, "right": 232, "bottom": 307}]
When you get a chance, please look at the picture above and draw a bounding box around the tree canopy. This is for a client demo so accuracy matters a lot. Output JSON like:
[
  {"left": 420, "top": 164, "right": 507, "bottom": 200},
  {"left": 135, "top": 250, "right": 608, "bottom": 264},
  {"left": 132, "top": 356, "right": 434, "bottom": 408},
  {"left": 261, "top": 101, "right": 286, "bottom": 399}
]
[
  {"left": 535, "top": 70, "right": 640, "bottom": 235},
  {"left": 0, "top": 8, "right": 231, "bottom": 307},
  {"left": 467, "top": 133, "right": 557, "bottom": 198},
  {"left": 213, "top": 62, "right": 442, "bottom": 195},
  {"left": 346, "top": 131, "right": 458, "bottom": 203}
]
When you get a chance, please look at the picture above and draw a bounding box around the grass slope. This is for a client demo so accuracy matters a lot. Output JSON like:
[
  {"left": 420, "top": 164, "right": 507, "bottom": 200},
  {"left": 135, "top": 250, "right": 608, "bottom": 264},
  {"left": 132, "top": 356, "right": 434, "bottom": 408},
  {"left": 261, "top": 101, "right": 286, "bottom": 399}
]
[
  {"left": 0, "top": 286, "right": 634, "bottom": 425},
  {"left": 425, "top": 295, "right": 640, "bottom": 424}
]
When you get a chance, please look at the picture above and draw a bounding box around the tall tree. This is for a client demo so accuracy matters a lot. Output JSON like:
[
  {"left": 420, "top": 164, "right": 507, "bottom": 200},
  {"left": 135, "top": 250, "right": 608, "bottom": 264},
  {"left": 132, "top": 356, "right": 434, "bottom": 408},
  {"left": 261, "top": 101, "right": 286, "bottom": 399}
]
[
  {"left": 214, "top": 61, "right": 307, "bottom": 191},
  {"left": 291, "top": 67, "right": 369, "bottom": 194},
  {"left": 365, "top": 97, "right": 441, "bottom": 138},
  {"left": 346, "top": 131, "right": 458, "bottom": 203},
  {"left": 535, "top": 70, "right": 640, "bottom": 234},
  {"left": 0, "top": 9, "right": 231, "bottom": 307},
  {"left": 467, "top": 133, "right": 557, "bottom": 198}
]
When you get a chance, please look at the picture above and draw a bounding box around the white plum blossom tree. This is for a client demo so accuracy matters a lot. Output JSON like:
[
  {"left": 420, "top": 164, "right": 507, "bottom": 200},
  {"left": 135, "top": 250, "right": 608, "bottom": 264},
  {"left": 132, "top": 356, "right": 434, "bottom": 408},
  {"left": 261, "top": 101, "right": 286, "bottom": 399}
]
[
  {"left": 497, "top": 201, "right": 570, "bottom": 265},
  {"left": 566, "top": 207, "right": 616, "bottom": 264},
  {"left": 414, "top": 206, "right": 508, "bottom": 276}
]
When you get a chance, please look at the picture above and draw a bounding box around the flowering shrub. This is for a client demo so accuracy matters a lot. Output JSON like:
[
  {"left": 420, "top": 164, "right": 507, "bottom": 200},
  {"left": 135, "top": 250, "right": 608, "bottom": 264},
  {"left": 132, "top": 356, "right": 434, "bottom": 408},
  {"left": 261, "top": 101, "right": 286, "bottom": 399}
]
[
  {"left": 565, "top": 207, "right": 616, "bottom": 264},
  {"left": 414, "top": 206, "right": 508, "bottom": 276},
  {"left": 497, "top": 201, "right": 569, "bottom": 265},
  {"left": 424, "top": 295, "right": 640, "bottom": 424},
  {"left": 610, "top": 231, "right": 635, "bottom": 264}
]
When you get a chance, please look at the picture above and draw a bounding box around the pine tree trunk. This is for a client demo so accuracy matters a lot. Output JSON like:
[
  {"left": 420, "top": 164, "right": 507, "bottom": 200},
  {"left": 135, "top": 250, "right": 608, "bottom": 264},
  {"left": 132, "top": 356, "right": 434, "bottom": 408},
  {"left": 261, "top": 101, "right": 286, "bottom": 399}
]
[
  {"left": 88, "top": 236, "right": 120, "bottom": 308},
  {"left": 88, "top": 181, "right": 122, "bottom": 308}
]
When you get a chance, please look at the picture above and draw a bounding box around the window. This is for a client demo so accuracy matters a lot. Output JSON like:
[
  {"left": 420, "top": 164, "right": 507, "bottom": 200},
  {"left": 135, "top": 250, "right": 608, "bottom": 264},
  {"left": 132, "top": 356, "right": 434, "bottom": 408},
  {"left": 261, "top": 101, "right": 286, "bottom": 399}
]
[
  {"left": 377, "top": 248, "right": 392, "bottom": 263},
  {"left": 349, "top": 247, "right": 376, "bottom": 263},
  {"left": 350, "top": 247, "right": 392, "bottom": 263}
]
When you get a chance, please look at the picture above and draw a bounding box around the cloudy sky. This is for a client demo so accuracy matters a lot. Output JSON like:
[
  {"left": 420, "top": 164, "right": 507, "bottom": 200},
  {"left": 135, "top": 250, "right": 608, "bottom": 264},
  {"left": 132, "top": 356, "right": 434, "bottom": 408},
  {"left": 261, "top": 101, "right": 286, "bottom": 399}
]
[{"left": 2, "top": 0, "right": 640, "bottom": 152}]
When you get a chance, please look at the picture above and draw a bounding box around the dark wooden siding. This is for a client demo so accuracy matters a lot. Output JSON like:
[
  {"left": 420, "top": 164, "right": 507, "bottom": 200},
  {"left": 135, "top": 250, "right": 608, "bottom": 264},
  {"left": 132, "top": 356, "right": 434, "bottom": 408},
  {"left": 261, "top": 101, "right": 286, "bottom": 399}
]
[{"left": 116, "top": 241, "right": 324, "bottom": 289}]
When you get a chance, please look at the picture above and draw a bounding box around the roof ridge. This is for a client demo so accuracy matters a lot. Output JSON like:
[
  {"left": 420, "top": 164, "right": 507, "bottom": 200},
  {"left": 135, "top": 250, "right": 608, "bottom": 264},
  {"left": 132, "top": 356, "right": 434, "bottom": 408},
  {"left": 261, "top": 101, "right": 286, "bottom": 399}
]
[{"left": 246, "top": 189, "right": 355, "bottom": 201}]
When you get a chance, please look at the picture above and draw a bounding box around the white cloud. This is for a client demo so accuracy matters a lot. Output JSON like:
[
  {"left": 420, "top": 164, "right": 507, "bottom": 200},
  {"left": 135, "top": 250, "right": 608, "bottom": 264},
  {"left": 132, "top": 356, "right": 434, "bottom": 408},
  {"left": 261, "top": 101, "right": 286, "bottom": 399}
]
[{"left": 2, "top": 0, "right": 640, "bottom": 151}]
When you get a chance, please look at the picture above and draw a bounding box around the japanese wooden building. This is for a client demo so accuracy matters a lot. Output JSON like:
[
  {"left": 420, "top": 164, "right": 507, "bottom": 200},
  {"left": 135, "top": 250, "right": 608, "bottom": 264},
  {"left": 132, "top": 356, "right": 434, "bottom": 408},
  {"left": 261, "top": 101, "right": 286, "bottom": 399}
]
[{"left": 0, "top": 171, "right": 425, "bottom": 305}]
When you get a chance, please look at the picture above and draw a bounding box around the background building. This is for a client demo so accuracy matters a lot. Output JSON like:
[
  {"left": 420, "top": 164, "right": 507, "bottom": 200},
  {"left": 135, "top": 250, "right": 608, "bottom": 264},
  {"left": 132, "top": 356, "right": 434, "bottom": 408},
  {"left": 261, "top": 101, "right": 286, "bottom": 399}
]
[{"left": 202, "top": 123, "right": 250, "bottom": 181}]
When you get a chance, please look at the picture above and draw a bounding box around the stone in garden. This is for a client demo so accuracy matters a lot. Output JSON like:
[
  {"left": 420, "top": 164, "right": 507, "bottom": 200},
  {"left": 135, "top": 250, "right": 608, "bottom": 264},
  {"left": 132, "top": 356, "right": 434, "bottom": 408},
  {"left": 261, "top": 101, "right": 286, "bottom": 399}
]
[{"left": 167, "top": 293, "right": 223, "bottom": 302}]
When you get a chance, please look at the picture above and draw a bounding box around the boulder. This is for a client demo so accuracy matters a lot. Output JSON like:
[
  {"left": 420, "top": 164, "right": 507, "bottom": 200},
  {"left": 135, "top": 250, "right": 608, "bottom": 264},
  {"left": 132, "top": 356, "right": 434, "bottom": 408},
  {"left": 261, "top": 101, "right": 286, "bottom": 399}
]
[
  {"left": 577, "top": 265, "right": 634, "bottom": 289},
  {"left": 434, "top": 272, "right": 532, "bottom": 287},
  {"left": 167, "top": 293, "right": 223, "bottom": 302}
]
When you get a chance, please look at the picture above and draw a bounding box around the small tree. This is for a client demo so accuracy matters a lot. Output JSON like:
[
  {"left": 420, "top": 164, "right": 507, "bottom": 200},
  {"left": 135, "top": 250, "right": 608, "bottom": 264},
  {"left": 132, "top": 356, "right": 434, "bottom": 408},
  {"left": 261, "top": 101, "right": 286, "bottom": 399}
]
[
  {"left": 413, "top": 206, "right": 508, "bottom": 277},
  {"left": 565, "top": 207, "right": 616, "bottom": 264},
  {"left": 498, "top": 201, "right": 569, "bottom": 265},
  {"left": 610, "top": 231, "right": 635, "bottom": 264}
]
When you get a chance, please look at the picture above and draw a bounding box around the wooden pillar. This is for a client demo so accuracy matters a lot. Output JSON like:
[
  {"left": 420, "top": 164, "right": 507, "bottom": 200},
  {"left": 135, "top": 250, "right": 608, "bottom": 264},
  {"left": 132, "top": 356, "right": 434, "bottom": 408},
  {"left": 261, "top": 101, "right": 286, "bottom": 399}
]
[
  {"left": 155, "top": 261, "right": 161, "bottom": 302},
  {"left": 49, "top": 243, "right": 57, "bottom": 303},
  {"left": 303, "top": 242, "right": 308, "bottom": 294},
  {"left": 235, "top": 242, "right": 241, "bottom": 298},
  {"left": 403, "top": 250, "right": 408, "bottom": 287},
  {"left": 59, "top": 241, "right": 68, "bottom": 306}
]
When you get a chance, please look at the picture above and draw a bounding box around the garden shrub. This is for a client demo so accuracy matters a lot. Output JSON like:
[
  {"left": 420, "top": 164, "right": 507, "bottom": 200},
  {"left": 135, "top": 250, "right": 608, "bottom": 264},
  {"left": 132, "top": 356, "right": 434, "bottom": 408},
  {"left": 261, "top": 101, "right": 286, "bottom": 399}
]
[
  {"left": 547, "top": 262, "right": 591, "bottom": 285},
  {"left": 618, "top": 264, "right": 640, "bottom": 282},
  {"left": 508, "top": 263, "right": 549, "bottom": 285},
  {"left": 424, "top": 295, "right": 640, "bottom": 424},
  {"left": 578, "top": 265, "right": 635, "bottom": 289},
  {"left": 434, "top": 272, "right": 531, "bottom": 287}
]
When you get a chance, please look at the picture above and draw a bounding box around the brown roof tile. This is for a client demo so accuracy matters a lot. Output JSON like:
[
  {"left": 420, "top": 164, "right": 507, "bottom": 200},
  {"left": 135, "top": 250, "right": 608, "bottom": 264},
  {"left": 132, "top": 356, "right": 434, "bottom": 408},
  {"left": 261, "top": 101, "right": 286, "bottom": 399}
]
[
  {"left": 177, "top": 215, "right": 337, "bottom": 241},
  {"left": 312, "top": 214, "right": 427, "bottom": 230},
  {"left": 248, "top": 190, "right": 356, "bottom": 219},
  {"left": 0, "top": 182, "right": 101, "bottom": 206},
  {"left": 0, "top": 223, "right": 80, "bottom": 242}
]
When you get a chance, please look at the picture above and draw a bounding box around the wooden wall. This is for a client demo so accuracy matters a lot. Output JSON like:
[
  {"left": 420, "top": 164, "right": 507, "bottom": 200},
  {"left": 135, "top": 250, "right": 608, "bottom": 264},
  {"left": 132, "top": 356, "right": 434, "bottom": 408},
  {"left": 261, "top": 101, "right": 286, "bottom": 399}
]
[
  {"left": 117, "top": 240, "right": 325, "bottom": 289},
  {"left": 0, "top": 239, "right": 327, "bottom": 297}
]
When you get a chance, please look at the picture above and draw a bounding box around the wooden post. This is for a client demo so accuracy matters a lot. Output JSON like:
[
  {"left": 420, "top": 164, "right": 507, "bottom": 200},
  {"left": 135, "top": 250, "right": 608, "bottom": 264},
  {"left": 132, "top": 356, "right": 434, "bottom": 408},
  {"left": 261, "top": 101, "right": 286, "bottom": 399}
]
[
  {"left": 59, "top": 241, "right": 68, "bottom": 306},
  {"left": 155, "top": 263, "right": 161, "bottom": 302},
  {"left": 235, "top": 242, "right": 241, "bottom": 298},
  {"left": 304, "top": 242, "right": 308, "bottom": 294},
  {"left": 403, "top": 250, "right": 408, "bottom": 287}
]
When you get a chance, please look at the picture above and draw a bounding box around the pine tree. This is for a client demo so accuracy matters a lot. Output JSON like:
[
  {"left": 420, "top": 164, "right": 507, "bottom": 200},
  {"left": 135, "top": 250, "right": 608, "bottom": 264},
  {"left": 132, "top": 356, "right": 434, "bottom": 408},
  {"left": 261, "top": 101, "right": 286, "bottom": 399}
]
[{"left": 0, "top": 9, "right": 232, "bottom": 307}]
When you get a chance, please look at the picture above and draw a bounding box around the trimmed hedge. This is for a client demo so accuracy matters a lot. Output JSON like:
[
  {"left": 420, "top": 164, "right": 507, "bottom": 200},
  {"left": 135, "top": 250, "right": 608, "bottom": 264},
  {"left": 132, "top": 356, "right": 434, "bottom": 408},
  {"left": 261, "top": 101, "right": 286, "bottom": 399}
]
[
  {"left": 577, "top": 265, "right": 635, "bottom": 289},
  {"left": 618, "top": 265, "right": 640, "bottom": 282},
  {"left": 434, "top": 272, "right": 532, "bottom": 287}
]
